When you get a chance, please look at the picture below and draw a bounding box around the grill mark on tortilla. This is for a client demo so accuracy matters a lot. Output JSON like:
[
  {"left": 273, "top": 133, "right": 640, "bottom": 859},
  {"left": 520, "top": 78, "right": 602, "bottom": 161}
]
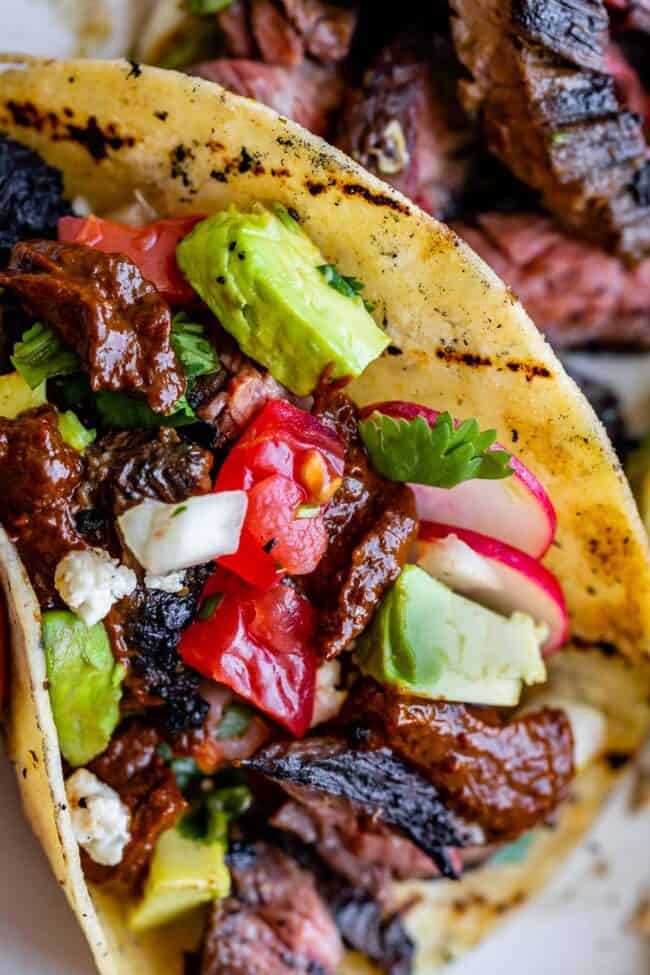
[{"left": 1, "top": 101, "right": 135, "bottom": 161}]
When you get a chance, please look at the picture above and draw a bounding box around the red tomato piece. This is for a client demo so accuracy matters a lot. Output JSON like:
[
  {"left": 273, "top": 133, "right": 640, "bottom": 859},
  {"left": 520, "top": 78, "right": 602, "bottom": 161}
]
[
  {"left": 58, "top": 214, "right": 202, "bottom": 303},
  {"left": 215, "top": 400, "right": 345, "bottom": 497},
  {"left": 218, "top": 527, "right": 283, "bottom": 591},
  {"left": 214, "top": 400, "right": 344, "bottom": 580},
  {"left": 179, "top": 568, "right": 317, "bottom": 736}
]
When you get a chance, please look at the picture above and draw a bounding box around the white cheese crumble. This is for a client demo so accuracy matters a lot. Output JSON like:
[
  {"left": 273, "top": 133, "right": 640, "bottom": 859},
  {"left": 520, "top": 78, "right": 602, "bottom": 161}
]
[
  {"left": 55, "top": 548, "right": 137, "bottom": 626},
  {"left": 66, "top": 769, "right": 131, "bottom": 867},
  {"left": 311, "top": 660, "right": 347, "bottom": 728},
  {"left": 144, "top": 570, "right": 186, "bottom": 594}
]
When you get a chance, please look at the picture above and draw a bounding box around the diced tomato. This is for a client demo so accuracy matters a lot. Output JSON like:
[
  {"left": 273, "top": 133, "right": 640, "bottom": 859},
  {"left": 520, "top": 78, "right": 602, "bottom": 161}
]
[
  {"left": 218, "top": 527, "right": 283, "bottom": 591},
  {"left": 214, "top": 401, "right": 344, "bottom": 580},
  {"left": 179, "top": 567, "right": 317, "bottom": 736},
  {"left": 58, "top": 214, "right": 202, "bottom": 303},
  {"left": 215, "top": 400, "right": 345, "bottom": 495}
]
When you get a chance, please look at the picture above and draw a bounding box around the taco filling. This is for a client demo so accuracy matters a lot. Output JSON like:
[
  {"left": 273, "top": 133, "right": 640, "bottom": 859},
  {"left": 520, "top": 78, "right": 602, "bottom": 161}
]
[{"left": 0, "top": 134, "right": 608, "bottom": 975}]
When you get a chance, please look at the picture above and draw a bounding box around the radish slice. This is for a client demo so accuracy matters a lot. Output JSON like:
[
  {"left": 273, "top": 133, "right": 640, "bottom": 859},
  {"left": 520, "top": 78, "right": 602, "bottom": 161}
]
[
  {"left": 363, "top": 401, "right": 556, "bottom": 558},
  {"left": 417, "top": 522, "right": 568, "bottom": 655}
]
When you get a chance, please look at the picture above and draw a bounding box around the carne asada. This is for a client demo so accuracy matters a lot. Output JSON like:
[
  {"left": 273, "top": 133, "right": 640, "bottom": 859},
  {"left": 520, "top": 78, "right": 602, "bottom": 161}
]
[{"left": 449, "top": 0, "right": 650, "bottom": 261}]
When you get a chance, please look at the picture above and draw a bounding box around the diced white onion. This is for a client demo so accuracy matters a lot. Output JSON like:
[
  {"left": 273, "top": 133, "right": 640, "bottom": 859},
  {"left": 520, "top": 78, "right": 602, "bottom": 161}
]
[{"left": 118, "top": 492, "right": 247, "bottom": 575}]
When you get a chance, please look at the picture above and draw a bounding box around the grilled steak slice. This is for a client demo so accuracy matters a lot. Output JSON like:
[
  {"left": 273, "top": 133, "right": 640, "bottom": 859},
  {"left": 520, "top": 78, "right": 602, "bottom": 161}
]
[
  {"left": 245, "top": 738, "right": 475, "bottom": 877},
  {"left": 331, "top": 890, "right": 414, "bottom": 975},
  {"left": 349, "top": 682, "right": 575, "bottom": 842},
  {"left": 191, "top": 58, "right": 344, "bottom": 136},
  {"left": 450, "top": 0, "right": 650, "bottom": 261},
  {"left": 606, "top": 0, "right": 650, "bottom": 33},
  {"left": 201, "top": 842, "right": 343, "bottom": 974},
  {"left": 278, "top": 0, "right": 358, "bottom": 63},
  {"left": 216, "top": 0, "right": 357, "bottom": 67},
  {"left": 86, "top": 722, "right": 187, "bottom": 891},
  {"left": 306, "top": 392, "right": 418, "bottom": 658},
  {"left": 454, "top": 211, "right": 650, "bottom": 346},
  {"left": 272, "top": 791, "right": 442, "bottom": 903},
  {"left": 337, "top": 35, "right": 474, "bottom": 218},
  {"left": 0, "top": 240, "right": 184, "bottom": 411}
]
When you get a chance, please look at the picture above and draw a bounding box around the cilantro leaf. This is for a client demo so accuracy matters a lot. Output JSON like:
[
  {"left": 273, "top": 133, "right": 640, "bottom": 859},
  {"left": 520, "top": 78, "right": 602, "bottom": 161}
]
[
  {"left": 358, "top": 411, "right": 513, "bottom": 489},
  {"left": 11, "top": 322, "right": 80, "bottom": 389},
  {"left": 178, "top": 785, "right": 252, "bottom": 845},
  {"left": 318, "top": 264, "right": 375, "bottom": 313},
  {"left": 171, "top": 312, "right": 219, "bottom": 379},
  {"left": 95, "top": 389, "right": 196, "bottom": 429}
]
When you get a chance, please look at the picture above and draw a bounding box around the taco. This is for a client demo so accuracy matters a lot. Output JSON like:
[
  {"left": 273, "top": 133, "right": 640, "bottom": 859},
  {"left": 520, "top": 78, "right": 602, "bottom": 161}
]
[{"left": 0, "top": 56, "right": 648, "bottom": 975}]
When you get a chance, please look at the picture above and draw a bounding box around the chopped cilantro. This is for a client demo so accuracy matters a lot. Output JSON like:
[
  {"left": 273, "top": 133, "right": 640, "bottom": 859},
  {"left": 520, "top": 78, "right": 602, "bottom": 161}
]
[
  {"left": 318, "top": 263, "right": 375, "bottom": 313},
  {"left": 358, "top": 411, "right": 513, "bottom": 489},
  {"left": 198, "top": 592, "right": 224, "bottom": 622}
]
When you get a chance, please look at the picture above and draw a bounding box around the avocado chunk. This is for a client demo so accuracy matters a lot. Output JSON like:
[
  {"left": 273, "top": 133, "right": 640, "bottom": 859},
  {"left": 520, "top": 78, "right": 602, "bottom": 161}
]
[
  {"left": 42, "top": 611, "right": 125, "bottom": 767},
  {"left": 356, "top": 566, "right": 546, "bottom": 707},
  {"left": 128, "top": 826, "right": 230, "bottom": 932},
  {"left": 0, "top": 371, "right": 46, "bottom": 418},
  {"left": 176, "top": 207, "right": 388, "bottom": 396}
]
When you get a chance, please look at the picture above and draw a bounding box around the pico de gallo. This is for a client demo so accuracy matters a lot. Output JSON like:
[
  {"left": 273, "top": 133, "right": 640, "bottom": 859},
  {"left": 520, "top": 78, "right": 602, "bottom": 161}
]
[{"left": 0, "top": 135, "right": 606, "bottom": 975}]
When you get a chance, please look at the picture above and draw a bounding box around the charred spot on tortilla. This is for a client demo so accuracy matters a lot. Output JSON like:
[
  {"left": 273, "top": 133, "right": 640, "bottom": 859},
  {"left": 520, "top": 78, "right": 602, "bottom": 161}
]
[
  {"left": 342, "top": 182, "right": 410, "bottom": 214},
  {"left": 436, "top": 346, "right": 492, "bottom": 368},
  {"left": 1, "top": 101, "right": 135, "bottom": 161},
  {"left": 126, "top": 61, "right": 142, "bottom": 80},
  {"left": 604, "top": 751, "right": 633, "bottom": 770},
  {"left": 154, "top": 111, "right": 169, "bottom": 122}
]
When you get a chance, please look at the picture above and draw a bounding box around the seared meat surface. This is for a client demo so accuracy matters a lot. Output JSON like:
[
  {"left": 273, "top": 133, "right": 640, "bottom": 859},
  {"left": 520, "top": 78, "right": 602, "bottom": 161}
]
[
  {"left": 201, "top": 841, "right": 343, "bottom": 974},
  {"left": 306, "top": 392, "right": 418, "bottom": 658},
  {"left": 454, "top": 211, "right": 650, "bottom": 346},
  {"left": 246, "top": 738, "right": 474, "bottom": 877},
  {"left": 272, "top": 789, "right": 444, "bottom": 902},
  {"left": 191, "top": 58, "right": 343, "bottom": 136},
  {"left": 350, "top": 682, "right": 574, "bottom": 842},
  {"left": 121, "top": 564, "right": 214, "bottom": 732},
  {"left": 337, "top": 34, "right": 474, "bottom": 217},
  {"left": 0, "top": 137, "right": 71, "bottom": 259},
  {"left": 216, "top": 0, "right": 357, "bottom": 66},
  {"left": 86, "top": 721, "right": 187, "bottom": 891},
  {"left": 0, "top": 405, "right": 85, "bottom": 605},
  {"left": 0, "top": 240, "right": 184, "bottom": 412},
  {"left": 450, "top": 0, "right": 650, "bottom": 261},
  {"left": 76, "top": 427, "right": 213, "bottom": 516}
]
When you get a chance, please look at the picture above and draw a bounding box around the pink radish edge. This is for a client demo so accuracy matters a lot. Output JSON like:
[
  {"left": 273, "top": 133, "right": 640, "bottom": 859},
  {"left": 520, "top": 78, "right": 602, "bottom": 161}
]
[
  {"left": 361, "top": 401, "right": 557, "bottom": 557},
  {"left": 419, "top": 521, "right": 569, "bottom": 655}
]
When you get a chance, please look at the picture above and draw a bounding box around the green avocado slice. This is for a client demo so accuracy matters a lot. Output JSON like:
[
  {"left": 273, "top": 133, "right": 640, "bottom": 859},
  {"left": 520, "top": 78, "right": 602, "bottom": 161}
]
[
  {"left": 42, "top": 611, "right": 125, "bottom": 767},
  {"left": 128, "top": 827, "right": 230, "bottom": 932},
  {"left": 176, "top": 207, "right": 389, "bottom": 395},
  {"left": 356, "top": 566, "right": 546, "bottom": 707}
]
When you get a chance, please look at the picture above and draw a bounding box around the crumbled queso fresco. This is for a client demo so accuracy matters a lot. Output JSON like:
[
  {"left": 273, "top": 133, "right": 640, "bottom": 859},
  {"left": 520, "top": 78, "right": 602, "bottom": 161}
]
[
  {"left": 65, "top": 769, "right": 131, "bottom": 867},
  {"left": 55, "top": 549, "right": 137, "bottom": 626}
]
